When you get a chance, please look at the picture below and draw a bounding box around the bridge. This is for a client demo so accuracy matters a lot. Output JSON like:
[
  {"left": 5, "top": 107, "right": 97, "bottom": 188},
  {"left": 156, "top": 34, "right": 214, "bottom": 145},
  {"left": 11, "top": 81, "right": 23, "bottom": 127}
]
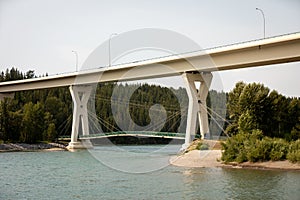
[
  {"left": 1, "top": 32, "right": 300, "bottom": 150},
  {"left": 59, "top": 131, "right": 186, "bottom": 141}
]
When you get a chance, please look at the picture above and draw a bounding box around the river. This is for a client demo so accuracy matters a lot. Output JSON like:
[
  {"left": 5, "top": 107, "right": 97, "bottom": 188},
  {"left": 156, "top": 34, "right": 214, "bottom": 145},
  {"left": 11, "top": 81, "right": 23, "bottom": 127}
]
[{"left": 0, "top": 145, "right": 299, "bottom": 200}]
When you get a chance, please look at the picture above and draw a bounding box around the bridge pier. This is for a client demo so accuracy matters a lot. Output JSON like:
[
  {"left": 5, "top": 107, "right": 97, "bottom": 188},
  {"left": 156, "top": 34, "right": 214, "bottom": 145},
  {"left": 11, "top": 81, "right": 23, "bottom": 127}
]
[
  {"left": 67, "top": 85, "right": 93, "bottom": 150},
  {"left": 181, "top": 72, "right": 212, "bottom": 150}
]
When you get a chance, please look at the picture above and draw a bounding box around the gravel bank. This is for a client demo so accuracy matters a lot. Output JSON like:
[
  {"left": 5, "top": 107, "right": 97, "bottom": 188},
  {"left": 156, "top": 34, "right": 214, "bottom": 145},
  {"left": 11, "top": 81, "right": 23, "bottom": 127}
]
[{"left": 0, "top": 143, "right": 67, "bottom": 152}]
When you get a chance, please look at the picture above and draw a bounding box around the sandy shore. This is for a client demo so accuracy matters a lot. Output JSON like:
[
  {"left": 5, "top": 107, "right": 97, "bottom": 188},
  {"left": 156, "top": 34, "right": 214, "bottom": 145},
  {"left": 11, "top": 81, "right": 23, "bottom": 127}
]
[
  {"left": 170, "top": 150, "right": 300, "bottom": 170},
  {"left": 170, "top": 150, "right": 223, "bottom": 168},
  {"left": 41, "top": 147, "right": 66, "bottom": 152}
]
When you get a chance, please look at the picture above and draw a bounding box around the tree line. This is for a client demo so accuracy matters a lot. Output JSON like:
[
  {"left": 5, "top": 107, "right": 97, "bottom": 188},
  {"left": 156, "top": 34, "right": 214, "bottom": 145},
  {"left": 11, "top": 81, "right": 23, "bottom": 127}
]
[
  {"left": 0, "top": 68, "right": 299, "bottom": 144},
  {"left": 1, "top": 68, "right": 191, "bottom": 143},
  {"left": 0, "top": 68, "right": 72, "bottom": 143}
]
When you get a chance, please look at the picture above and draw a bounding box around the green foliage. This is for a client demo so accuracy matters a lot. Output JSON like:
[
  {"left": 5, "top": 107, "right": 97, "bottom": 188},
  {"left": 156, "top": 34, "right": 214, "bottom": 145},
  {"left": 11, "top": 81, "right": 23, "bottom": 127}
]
[
  {"left": 221, "top": 132, "right": 249, "bottom": 163},
  {"left": 0, "top": 68, "right": 191, "bottom": 142},
  {"left": 1, "top": 68, "right": 299, "bottom": 145},
  {"left": 289, "top": 118, "right": 300, "bottom": 141},
  {"left": 0, "top": 98, "right": 22, "bottom": 142},
  {"left": 21, "top": 102, "right": 45, "bottom": 143},
  {"left": 222, "top": 131, "right": 292, "bottom": 163},
  {"left": 0, "top": 68, "right": 72, "bottom": 143},
  {"left": 287, "top": 139, "right": 300, "bottom": 163},
  {"left": 0, "top": 98, "right": 11, "bottom": 141},
  {"left": 196, "top": 142, "right": 209, "bottom": 150},
  {"left": 226, "top": 81, "right": 246, "bottom": 123},
  {"left": 226, "top": 82, "right": 300, "bottom": 140},
  {"left": 95, "top": 83, "right": 186, "bottom": 133},
  {"left": 269, "top": 138, "right": 289, "bottom": 161},
  {"left": 238, "top": 110, "right": 258, "bottom": 133},
  {"left": 46, "top": 123, "right": 57, "bottom": 141},
  {"left": 243, "top": 130, "right": 267, "bottom": 162},
  {"left": 222, "top": 82, "right": 299, "bottom": 163}
]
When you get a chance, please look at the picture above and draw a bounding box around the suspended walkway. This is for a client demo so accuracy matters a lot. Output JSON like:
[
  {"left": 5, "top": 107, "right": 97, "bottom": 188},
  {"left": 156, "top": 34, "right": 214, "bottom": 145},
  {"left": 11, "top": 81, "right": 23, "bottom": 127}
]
[{"left": 59, "top": 131, "right": 186, "bottom": 141}]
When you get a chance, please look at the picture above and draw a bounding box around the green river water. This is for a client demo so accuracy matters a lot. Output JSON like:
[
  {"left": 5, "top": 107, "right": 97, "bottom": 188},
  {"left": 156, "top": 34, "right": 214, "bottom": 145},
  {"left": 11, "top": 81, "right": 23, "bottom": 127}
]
[{"left": 0, "top": 145, "right": 299, "bottom": 200}]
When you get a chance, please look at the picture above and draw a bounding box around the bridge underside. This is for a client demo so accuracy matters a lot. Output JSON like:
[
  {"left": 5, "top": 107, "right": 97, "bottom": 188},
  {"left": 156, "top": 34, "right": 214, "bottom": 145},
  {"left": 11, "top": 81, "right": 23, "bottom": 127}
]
[
  {"left": 66, "top": 72, "right": 211, "bottom": 150},
  {"left": 1, "top": 33, "right": 300, "bottom": 150}
]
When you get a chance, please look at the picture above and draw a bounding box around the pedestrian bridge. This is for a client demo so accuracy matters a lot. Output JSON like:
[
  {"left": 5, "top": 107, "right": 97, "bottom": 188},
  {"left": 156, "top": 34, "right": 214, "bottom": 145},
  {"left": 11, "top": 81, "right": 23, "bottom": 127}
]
[{"left": 59, "top": 131, "right": 186, "bottom": 140}]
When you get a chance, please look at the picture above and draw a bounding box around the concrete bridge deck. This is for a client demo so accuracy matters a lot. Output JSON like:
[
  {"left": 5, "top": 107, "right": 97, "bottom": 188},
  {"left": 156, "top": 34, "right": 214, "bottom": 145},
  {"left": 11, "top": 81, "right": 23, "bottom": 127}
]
[{"left": 0, "top": 32, "right": 299, "bottom": 93}]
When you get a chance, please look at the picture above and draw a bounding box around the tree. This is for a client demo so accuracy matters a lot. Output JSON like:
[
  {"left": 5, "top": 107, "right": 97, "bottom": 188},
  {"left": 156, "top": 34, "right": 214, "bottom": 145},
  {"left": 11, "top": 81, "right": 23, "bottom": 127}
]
[
  {"left": 226, "top": 82, "right": 300, "bottom": 140},
  {"left": 227, "top": 82, "right": 246, "bottom": 121},
  {"left": 288, "top": 99, "right": 300, "bottom": 140},
  {"left": 25, "top": 70, "right": 35, "bottom": 79},
  {"left": 225, "top": 82, "right": 246, "bottom": 135},
  {"left": 238, "top": 83, "right": 270, "bottom": 134},
  {"left": 1, "top": 67, "right": 299, "bottom": 143},
  {"left": 21, "top": 102, "right": 45, "bottom": 143},
  {"left": 0, "top": 98, "right": 11, "bottom": 141},
  {"left": 268, "top": 90, "right": 289, "bottom": 138},
  {"left": 238, "top": 110, "right": 258, "bottom": 133},
  {"left": 46, "top": 123, "right": 57, "bottom": 141}
]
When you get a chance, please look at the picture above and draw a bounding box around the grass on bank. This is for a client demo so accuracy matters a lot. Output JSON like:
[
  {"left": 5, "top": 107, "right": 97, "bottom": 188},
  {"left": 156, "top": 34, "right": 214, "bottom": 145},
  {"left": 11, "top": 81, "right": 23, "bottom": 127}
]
[
  {"left": 185, "top": 139, "right": 222, "bottom": 152},
  {"left": 221, "top": 130, "right": 300, "bottom": 163}
]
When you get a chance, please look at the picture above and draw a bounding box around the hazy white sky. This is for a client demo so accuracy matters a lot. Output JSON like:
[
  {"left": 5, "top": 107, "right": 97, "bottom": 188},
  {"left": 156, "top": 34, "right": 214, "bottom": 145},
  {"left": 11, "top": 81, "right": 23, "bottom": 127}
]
[{"left": 0, "top": 0, "right": 299, "bottom": 96}]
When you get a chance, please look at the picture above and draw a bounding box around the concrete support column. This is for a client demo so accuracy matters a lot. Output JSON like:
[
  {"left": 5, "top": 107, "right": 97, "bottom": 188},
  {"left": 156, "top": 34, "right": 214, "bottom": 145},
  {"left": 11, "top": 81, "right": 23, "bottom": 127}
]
[
  {"left": 198, "top": 73, "right": 212, "bottom": 139},
  {"left": 67, "top": 85, "right": 93, "bottom": 149},
  {"left": 181, "top": 72, "right": 212, "bottom": 150}
]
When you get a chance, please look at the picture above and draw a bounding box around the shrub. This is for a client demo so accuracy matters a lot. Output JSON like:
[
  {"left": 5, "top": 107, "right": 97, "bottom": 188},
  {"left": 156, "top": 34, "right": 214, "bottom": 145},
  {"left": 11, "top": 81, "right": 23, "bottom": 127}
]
[
  {"left": 287, "top": 139, "right": 300, "bottom": 163},
  {"left": 269, "top": 138, "right": 289, "bottom": 161},
  {"left": 244, "top": 130, "right": 271, "bottom": 162},
  {"left": 221, "top": 132, "right": 249, "bottom": 163},
  {"left": 258, "top": 137, "right": 273, "bottom": 161},
  {"left": 235, "top": 148, "right": 247, "bottom": 163},
  {"left": 196, "top": 142, "right": 209, "bottom": 150},
  {"left": 287, "top": 151, "right": 300, "bottom": 163},
  {"left": 246, "top": 139, "right": 263, "bottom": 162},
  {"left": 221, "top": 130, "right": 294, "bottom": 163}
]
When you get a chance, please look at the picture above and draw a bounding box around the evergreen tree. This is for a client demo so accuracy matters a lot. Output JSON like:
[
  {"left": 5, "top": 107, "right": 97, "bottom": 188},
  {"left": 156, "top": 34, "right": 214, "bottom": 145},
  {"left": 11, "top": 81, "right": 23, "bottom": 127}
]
[
  {"left": 226, "top": 81, "right": 300, "bottom": 140},
  {"left": 21, "top": 102, "right": 44, "bottom": 143}
]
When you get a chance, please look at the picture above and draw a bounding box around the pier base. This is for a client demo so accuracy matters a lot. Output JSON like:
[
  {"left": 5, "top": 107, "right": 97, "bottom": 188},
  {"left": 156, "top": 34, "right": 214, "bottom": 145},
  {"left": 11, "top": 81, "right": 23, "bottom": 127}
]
[{"left": 66, "top": 140, "right": 93, "bottom": 150}]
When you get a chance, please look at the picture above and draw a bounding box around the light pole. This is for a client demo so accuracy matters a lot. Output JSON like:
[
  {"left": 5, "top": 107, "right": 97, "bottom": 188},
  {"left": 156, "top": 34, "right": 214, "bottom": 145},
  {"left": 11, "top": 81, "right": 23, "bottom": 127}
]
[
  {"left": 72, "top": 50, "right": 78, "bottom": 71},
  {"left": 109, "top": 33, "right": 118, "bottom": 67},
  {"left": 256, "top": 8, "right": 266, "bottom": 39}
]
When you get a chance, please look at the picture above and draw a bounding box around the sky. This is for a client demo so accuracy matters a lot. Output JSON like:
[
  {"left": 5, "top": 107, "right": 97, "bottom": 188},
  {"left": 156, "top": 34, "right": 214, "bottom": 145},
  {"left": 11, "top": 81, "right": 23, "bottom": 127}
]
[{"left": 0, "top": 0, "right": 299, "bottom": 96}]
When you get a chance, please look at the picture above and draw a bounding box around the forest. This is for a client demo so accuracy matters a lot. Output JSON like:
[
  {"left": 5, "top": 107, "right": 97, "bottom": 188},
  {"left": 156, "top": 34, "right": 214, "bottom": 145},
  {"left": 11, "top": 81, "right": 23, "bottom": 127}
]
[{"left": 0, "top": 68, "right": 299, "bottom": 146}]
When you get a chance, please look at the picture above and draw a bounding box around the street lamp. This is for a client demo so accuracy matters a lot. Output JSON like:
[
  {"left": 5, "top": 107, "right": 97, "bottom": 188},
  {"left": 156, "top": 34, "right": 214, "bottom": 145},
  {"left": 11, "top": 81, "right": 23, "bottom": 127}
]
[
  {"left": 256, "top": 8, "right": 266, "bottom": 39},
  {"left": 108, "top": 33, "right": 118, "bottom": 67},
  {"left": 72, "top": 50, "right": 78, "bottom": 71}
]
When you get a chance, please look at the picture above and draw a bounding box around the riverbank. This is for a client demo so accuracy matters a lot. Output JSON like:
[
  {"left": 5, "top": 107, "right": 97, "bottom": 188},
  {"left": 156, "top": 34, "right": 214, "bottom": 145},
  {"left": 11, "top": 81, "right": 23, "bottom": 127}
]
[
  {"left": 170, "top": 150, "right": 223, "bottom": 168},
  {"left": 170, "top": 150, "right": 300, "bottom": 171},
  {"left": 0, "top": 143, "right": 67, "bottom": 152}
]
